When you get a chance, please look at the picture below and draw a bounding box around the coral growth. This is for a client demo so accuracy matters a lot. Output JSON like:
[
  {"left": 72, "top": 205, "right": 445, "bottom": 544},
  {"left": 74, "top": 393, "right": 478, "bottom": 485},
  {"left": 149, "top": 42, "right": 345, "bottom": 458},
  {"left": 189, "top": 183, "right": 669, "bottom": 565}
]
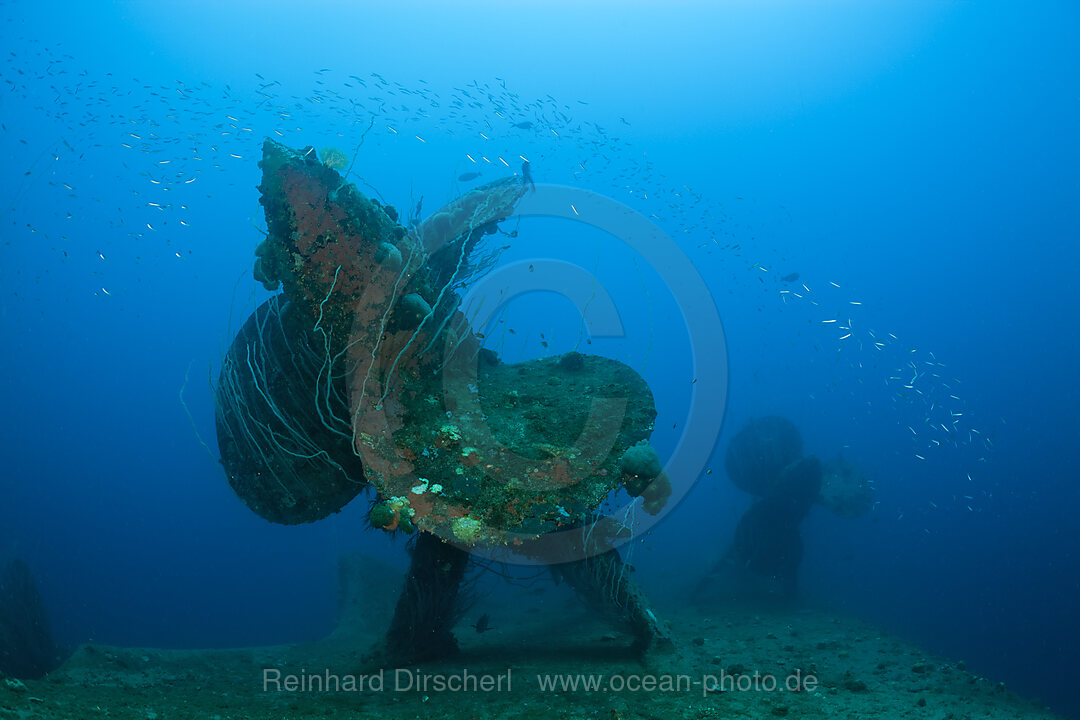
[
  {"left": 319, "top": 146, "right": 349, "bottom": 171},
  {"left": 242, "top": 140, "right": 662, "bottom": 553}
]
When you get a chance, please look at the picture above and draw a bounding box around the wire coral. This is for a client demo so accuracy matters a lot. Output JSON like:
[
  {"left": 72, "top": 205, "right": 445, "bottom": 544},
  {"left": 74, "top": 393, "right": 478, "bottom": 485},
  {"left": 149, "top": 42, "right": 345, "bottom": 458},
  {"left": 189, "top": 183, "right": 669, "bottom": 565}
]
[{"left": 214, "top": 295, "right": 366, "bottom": 524}]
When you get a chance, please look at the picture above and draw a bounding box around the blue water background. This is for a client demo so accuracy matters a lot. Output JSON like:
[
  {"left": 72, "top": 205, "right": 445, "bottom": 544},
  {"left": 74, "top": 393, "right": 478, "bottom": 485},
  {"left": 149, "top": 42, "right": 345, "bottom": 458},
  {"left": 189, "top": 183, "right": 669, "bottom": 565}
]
[{"left": 1, "top": 1, "right": 1078, "bottom": 715}]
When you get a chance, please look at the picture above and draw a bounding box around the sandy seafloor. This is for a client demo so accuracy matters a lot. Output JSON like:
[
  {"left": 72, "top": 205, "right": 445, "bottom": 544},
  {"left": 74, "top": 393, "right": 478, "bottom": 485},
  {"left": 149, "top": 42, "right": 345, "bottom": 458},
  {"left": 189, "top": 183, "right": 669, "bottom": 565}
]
[{"left": 0, "top": 563, "right": 1063, "bottom": 720}]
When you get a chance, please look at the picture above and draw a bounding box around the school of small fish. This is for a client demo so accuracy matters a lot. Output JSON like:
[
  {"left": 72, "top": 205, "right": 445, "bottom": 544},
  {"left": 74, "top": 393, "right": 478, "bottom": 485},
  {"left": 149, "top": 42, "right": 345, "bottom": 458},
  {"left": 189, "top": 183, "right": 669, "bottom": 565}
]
[{"left": 1, "top": 37, "right": 992, "bottom": 520}]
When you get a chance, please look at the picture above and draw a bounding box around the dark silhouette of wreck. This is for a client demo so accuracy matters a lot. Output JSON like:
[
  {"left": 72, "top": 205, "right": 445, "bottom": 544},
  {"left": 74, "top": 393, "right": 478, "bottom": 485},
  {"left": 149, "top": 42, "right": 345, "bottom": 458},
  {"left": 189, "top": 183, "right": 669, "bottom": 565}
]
[{"left": 0, "top": 559, "right": 64, "bottom": 679}]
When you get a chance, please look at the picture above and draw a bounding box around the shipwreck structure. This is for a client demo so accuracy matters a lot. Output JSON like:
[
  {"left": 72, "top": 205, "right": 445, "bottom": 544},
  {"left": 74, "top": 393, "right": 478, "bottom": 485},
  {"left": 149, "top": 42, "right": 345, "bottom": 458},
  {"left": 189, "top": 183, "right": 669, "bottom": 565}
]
[{"left": 214, "top": 140, "right": 673, "bottom": 661}]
